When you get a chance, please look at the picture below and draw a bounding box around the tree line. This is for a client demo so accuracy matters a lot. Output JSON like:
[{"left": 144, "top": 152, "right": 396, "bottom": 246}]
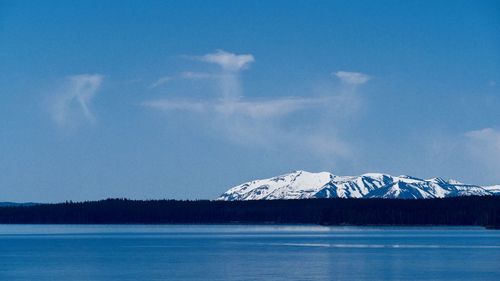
[{"left": 0, "top": 196, "right": 498, "bottom": 227}]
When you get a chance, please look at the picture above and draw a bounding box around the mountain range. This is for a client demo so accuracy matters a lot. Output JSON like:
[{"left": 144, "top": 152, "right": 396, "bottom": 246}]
[{"left": 218, "top": 170, "right": 500, "bottom": 201}]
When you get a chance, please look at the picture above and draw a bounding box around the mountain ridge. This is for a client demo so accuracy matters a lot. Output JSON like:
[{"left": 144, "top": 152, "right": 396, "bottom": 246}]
[{"left": 218, "top": 170, "right": 499, "bottom": 201}]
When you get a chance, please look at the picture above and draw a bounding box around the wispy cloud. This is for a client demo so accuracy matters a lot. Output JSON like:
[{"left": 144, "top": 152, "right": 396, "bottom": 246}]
[
  {"left": 334, "top": 71, "right": 371, "bottom": 85},
  {"left": 149, "top": 76, "right": 173, "bottom": 89},
  {"left": 143, "top": 97, "right": 323, "bottom": 119},
  {"left": 196, "top": 49, "right": 255, "bottom": 72},
  {"left": 50, "top": 74, "right": 103, "bottom": 127},
  {"left": 424, "top": 127, "right": 500, "bottom": 184},
  {"left": 179, "top": 71, "right": 213, "bottom": 79},
  {"left": 465, "top": 128, "right": 500, "bottom": 143},
  {"left": 214, "top": 97, "right": 324, "bottom": 118},
  {"left": 149, "top": 72, "right": 214, "bottom": 89},
  {"left": 464, "top": 128, "right": 500, "bottom": 168},
  {"left": 142, "top": 99, "right": 206, "bottom": 112},
  {"left": 143, "top": 51, "right": 369, "bottom": 164}
]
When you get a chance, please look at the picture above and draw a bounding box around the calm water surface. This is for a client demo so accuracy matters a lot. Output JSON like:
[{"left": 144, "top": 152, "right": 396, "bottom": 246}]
[{"left": 0, "top": 225, "right": 499, "bottom": 280}]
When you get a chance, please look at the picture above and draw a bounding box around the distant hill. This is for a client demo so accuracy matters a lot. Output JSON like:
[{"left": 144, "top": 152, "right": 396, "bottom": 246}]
[{"left": 0, "top": 202, "right": 39, "bottom": 207}]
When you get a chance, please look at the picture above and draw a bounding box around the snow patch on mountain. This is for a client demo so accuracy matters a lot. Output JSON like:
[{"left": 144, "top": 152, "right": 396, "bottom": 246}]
[
  {"left": 483, "top": 185, "right": 500, "bottom": 195},
  {"left": 217, "top": 171, "right": 498, "bottom": 201}
]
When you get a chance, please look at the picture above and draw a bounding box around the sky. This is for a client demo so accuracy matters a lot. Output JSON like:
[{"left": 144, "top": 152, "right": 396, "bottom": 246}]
[{"left": 0, "top": 0, "right": 499, "bottom": 202}]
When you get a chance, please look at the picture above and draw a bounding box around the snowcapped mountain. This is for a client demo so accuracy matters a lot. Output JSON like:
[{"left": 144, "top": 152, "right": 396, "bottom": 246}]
[
  {"left": 217, "top": 170, "right": 499, "bottom": 201},
  {"left": 483, "top": 185, "right": 500, "bottom": 194}
]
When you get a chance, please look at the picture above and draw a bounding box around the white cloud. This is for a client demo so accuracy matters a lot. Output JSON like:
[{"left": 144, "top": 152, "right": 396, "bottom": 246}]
[
  {"left": 465, "top": 128, "right": 500, "bottom": 164},
  {"left": 334, "top": 71, "right": 371, "bottom": 85},
  {"left": 149, "top": 72, "right": 214, "bottom": 90},
  {"left": 51, "top": 74, "right": 103, "bottom": 127},
  {"left": 143, "top": 97, "right": 322, "bottom": 119},
  {"left": 465, "top": 128, "right": 500, "bottom": 143},
  {"left": 142, "top": 99, "right": 206, "bottom": 112},
  {"left": 196, "top": 50, "right": 255, "bottom": 72},
  {"left": 214, "top": 97, "right": 324, "bottom": 119},
  {"left": 149, "top": 76, "right": 173, "bottom": 89},
  {"left": 412, "top": 126, "right": 500, "bottom": 186},
  {"left": 462, "top": 128, "right": 500, "bottom": 183},
  {"left": 424, "top": 128, "right": 500, "bottom": 184},
  {"left": 179, "top": 71, "right": 213, "bottom": 80},
  {"left": 143, "top": 51, "right": 368, "bottom": 165}
]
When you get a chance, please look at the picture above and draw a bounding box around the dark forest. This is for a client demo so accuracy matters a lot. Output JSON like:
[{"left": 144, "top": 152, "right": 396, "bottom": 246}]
[{"left": 0, "top": 196, "right": 498, "bottom": 227}]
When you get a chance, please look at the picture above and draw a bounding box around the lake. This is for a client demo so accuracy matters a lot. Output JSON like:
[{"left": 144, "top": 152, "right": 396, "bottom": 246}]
[{"left": 0, "top": 225, "right": 499, "bottom": 280}]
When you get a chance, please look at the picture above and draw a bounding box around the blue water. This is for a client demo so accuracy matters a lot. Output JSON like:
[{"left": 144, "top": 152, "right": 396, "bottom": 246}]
[{"left": 0, "top": 225, "right": 499, "bottom": 280}]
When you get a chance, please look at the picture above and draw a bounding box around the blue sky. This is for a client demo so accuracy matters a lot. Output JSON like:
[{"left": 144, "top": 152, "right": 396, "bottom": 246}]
[{"left": 0, "top": 0, "right": 499, "bottom": 202}]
